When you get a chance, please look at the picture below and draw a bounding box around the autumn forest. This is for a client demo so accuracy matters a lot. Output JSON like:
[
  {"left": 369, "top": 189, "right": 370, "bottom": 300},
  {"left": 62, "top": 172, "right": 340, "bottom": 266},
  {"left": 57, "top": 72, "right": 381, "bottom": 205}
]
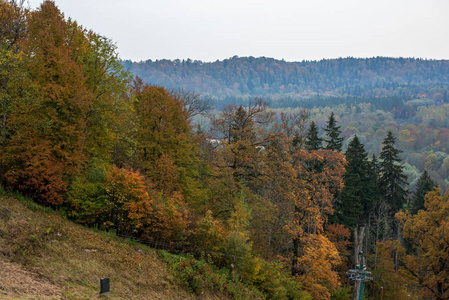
[{"left": 1, "top": 1, "right": 449, "bottom": 299}]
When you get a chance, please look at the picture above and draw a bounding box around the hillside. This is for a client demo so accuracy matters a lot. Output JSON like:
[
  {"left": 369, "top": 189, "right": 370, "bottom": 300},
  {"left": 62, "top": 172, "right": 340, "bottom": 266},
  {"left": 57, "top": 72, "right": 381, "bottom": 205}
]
[
  {"left": 0, "top": 190, "right": 231, "bottom": 300},
  {"left": 123, "top": 56, "right": 449, "bottom": 99}
]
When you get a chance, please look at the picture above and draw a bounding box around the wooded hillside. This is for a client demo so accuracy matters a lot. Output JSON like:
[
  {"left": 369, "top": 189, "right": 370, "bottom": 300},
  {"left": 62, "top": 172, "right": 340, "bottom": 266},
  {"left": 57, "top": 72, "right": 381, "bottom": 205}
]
[
  {"left": 123, "top": 56, "right": 449, "bottom": 100},
  {"left": 2, "top": 1, "right": 449, "bottom": 299}
]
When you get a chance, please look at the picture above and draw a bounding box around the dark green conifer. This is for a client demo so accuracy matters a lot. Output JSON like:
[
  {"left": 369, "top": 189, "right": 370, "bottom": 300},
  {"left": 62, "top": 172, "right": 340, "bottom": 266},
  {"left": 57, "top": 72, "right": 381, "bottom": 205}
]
[
  {"left": 323, "top": 112, "right": 344, "bottom": 152},
  {"left": 410, "top": 170, "right": 437, "bottom": 214},
  {"left": 335, "top": 135, "right": 374, "bottom": 230},
  {"left": 304, "top": 120, "right": 322, "bottom": 151},
  {"left": 379, "top": 131, "right": 408, "bottom": 217}
]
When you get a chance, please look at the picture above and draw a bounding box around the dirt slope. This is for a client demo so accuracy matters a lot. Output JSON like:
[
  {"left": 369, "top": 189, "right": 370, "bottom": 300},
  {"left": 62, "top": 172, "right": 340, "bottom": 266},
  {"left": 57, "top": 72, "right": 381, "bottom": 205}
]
[{"left": 0, "top": 193, "right": 229, "bottom": 299}]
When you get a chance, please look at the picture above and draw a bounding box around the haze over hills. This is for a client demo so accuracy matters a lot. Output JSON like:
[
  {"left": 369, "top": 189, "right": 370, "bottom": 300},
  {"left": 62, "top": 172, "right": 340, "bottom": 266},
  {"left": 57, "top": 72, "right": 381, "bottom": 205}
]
[{"left": 123, "top": 56, "right": 449, "bottom": 101}]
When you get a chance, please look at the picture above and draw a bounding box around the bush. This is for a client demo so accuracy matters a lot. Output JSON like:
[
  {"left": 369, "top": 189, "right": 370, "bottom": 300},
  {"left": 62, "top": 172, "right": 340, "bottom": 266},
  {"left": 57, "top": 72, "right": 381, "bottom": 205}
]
[{"left": 158, "top": 250, "right": 263, "bottom": 299}]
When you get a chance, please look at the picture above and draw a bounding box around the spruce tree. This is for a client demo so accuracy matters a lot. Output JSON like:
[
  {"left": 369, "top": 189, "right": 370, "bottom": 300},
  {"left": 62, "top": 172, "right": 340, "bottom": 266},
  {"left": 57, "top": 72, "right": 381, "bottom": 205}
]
[
  {"left": 410, "top": 170, "right": 437, "bottom": 214},
  {"left": 379, "top": 131, "right": 408, "bottom": 219},
  {"left": 369, "top": 153, "right": 382, "bottom": 210},
  {"left": 335, "top": 135, "right": 374, "bottom": 230},
  {"left": 304, "top": 120, "right": 322, "bottom": 151},
  {"left": 323, "top": 112, "right": 344, "bottom": 152}
]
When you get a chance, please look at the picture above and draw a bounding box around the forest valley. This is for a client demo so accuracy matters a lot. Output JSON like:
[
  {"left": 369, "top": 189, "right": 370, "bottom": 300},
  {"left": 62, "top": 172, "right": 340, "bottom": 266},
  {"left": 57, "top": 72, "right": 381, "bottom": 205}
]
[{"left": 1, "top": 1, "right": 449, "bottom": 299}]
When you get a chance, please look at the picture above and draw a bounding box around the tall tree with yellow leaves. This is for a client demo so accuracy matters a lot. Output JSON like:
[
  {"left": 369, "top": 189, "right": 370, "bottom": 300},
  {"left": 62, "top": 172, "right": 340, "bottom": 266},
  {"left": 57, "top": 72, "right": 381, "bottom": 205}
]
[
  {"left": 5, "top": 1, "right": 91, "bottom": 205},
  {"left": 398, "top": 189, "right": 449, "bottom": 300},
  {"left": 290, "top": 149, "right": 346, "bottom": 299}
]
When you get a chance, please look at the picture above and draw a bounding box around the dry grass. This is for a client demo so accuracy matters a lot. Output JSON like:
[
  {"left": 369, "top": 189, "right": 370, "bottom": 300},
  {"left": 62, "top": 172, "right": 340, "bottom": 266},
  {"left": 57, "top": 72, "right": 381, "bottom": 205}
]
[{"left": 0, "top": 192, "right": 231, "bottom": 300}]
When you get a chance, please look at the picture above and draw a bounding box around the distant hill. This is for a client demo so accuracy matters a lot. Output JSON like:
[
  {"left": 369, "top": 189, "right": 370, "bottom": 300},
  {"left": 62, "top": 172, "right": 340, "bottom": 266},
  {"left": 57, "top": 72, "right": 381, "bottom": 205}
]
[{"left": 122, "top": 56, "right": 449, "bottom": 100}]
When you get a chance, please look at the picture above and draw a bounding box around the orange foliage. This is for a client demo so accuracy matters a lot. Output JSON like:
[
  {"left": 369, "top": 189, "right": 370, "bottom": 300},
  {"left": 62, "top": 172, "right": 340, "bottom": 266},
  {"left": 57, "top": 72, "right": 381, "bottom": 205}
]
[
  {"left": 4, "top": 1, "right": 91, "bottom": 205},
  {"left": 295, "top": 234, "right": 342, "bottom": 300},
  {"left": 289, "top": 149, "right": 346, "bottom": 299},
  {"left": 324, "top": 224, "right": 351, "bottom": 258},
  {"left": 291, "top": 149, "right": 346, "bottom": 235},
  {"left": 142, "top": 191, "right": 191, "bottom": 243},
  {"left": 103, "top": 166, "right": 152, "bottom": 234},
  {"left": 398, "top": 189, "right": 449, "bottom": 300}
]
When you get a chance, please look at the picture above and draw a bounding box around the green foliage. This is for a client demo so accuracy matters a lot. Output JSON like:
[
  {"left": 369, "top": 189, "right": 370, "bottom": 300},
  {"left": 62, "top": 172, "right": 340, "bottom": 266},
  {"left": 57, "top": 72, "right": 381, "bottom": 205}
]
[
  {"left": 190, "top": 210, "right": 226, "bottom": 253},
  {"left": 305, "top": 120, "right": 322, "bottom": 150},
  {"left": 330, "top": 286, "right": 351, "bottom": 300},
  {"left": 221, "top": 231, "right": 252, "bottom": 268},
  {"left": 158, "top": 250, "right": 311, "bottom": 300},
  {"left": 158, "top": 251, "right": 263, "bottom": 299},
  {"left": 5, "top": 2, "right": 449, "bottom": 299},
  {"left": 242, "top": 257, "right": 311, "bottom": 300},
  {"left": 335, "top": 134, "right": 376, "bottom": 229},
  {"left": 66, "top": 174, "right": 107, "bottom": 226},
  {"left": 125, "top": 57, "right": 449, "bottom": 100},
  {"left": 410, "top": 170, "right": 437, "bottom": 214},
  {"left": 379, "top": 131, "right": 409, "bottom": 215},
  {"left": 323, "top": 112, "right": 344, "bottom": 152}
]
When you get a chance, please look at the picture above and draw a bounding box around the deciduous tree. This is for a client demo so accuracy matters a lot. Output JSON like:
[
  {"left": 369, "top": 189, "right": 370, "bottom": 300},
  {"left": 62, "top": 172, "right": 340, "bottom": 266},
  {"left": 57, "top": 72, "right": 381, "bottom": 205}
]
[
  {"left": 5, "top": 1, "right": 91, "bottom": 205},
  {"left": 398, "top": 189, "right": 449, "bottom": 300}
]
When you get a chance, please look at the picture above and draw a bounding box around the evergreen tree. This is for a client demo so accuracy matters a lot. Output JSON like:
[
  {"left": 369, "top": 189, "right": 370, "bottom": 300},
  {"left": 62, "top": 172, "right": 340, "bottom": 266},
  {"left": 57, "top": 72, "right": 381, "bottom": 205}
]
[
  {"left": 323, "top": 112, "right": 343, "bottom": 152},
  {"left": 410, "top": 170, "right": 437, "bottom": 214},
  {"left": 379, "top": 131, "right": 408, "bottom": 230},
  {"left": 369, "top": 153, "right": 382, "bottom": 212},
  {"left": 305, "top": 120, "right": 322, "bottom": 151},
  {"left": 335, "top": 135, "right": 374, "bottom": 230}
]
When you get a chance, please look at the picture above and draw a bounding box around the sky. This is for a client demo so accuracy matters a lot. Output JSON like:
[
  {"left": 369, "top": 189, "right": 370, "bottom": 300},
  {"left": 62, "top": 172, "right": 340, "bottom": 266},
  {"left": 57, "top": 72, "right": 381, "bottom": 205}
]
[{"left": 28, "top": 0, "right": 449, "bottom": 63}]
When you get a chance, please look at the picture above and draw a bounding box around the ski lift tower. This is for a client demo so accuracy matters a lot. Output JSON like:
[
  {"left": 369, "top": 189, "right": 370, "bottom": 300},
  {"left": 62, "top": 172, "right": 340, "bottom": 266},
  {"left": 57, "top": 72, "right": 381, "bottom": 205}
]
[{"left": 347, "top": 251, "right": 373, "bottom": 300}]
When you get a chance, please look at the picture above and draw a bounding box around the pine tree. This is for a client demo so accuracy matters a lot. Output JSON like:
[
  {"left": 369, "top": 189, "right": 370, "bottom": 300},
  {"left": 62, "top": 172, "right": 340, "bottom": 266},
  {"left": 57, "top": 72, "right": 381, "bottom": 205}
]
[
  {"left": 335, "top": 135, "right": 374, "bottom": 230},
  {"left": 305, "top": 120, "right": 322, "bottom": 151},
  {"left": 323, "top": 112, "right": 344, "bottom": 152},
  {"left": 410, "top": 170, "right": 437, "bottom": 214},
  {"left": 379, "top": 131, "right": 408, "bottom": 233}
]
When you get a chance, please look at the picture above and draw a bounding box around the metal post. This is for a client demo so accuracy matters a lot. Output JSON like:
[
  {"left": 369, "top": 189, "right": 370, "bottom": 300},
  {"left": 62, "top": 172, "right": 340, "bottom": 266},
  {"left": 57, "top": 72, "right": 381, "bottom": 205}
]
[
  {"left": 138, "top": 249, "right": 142, "bottom": 270},
  {"left": 359, "top": 272, "right": 365, "bottom": 300},
  {"left": 347, "top": 252, "right": 372, "bottom": 300}
]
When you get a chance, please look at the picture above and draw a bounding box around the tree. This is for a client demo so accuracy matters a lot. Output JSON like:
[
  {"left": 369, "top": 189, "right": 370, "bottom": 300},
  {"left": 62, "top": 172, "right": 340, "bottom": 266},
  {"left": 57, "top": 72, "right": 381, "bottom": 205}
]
[
  {"left": 75, "top": 26, "right": 132, "bottom": 163},
  {"left": 5, "top": 1, "right": 91, "bottom": 205},
  {"left": 294, "top": 234, "right": 342, "bottom": 300},
  {"left": 132, "top": 82, "right": 202, "bottom": 201},
  {"left": 170, "top": 89, "right": 211, "bottom": 120},
  {"left": 323, "top": 112, "right": 344, "bottom": 152},
  {"left": 305, "top": 120, "right": 322, "bottom": 151},
  {"left": 290, "top": 149, "right": 346, "bottom": 298},
  {"left": 335, "top": 135, "right": 375, "bottom": 230},
  {"left": 277, "top": 109, "right": 309, "bottom": 150},
  {"left": 370, "top": 240, "right": 414, "bottom": 300},
  {"left": 209, "top": 99, "right": 276, "bottom": 197},
  {"left": 103, "top": 166, "right": 153, "bottom": 235},
  {"left": 397, "top": 189, "right": 449, "bottom": 300},
  {"left": 0, "top": 0, "right": 27, "bottom": 184},
  {"left": 379, "top": 131, "right": 408, "bottom": 234},
  {"left": 0, "top": 0, "right": 27, "bottom": 51},
  {"left": 208, "top": 100, "right": 295, "bottom": 258},
  {"left": 410, "top": 170, "right": 437, "bottom": 214}
]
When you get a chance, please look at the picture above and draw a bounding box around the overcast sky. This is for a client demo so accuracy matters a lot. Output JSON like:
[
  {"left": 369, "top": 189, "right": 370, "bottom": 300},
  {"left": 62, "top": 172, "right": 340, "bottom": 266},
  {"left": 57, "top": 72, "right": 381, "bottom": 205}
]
[{"left": 28, "top": 0, "right": 449, "bottom": 62}]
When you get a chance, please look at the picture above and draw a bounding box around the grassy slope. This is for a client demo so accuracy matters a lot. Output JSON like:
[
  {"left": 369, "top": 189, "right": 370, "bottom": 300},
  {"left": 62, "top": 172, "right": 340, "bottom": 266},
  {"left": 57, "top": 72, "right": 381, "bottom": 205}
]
[{"left": 0, "top": 192, "right": 230, "bottom": 300}]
